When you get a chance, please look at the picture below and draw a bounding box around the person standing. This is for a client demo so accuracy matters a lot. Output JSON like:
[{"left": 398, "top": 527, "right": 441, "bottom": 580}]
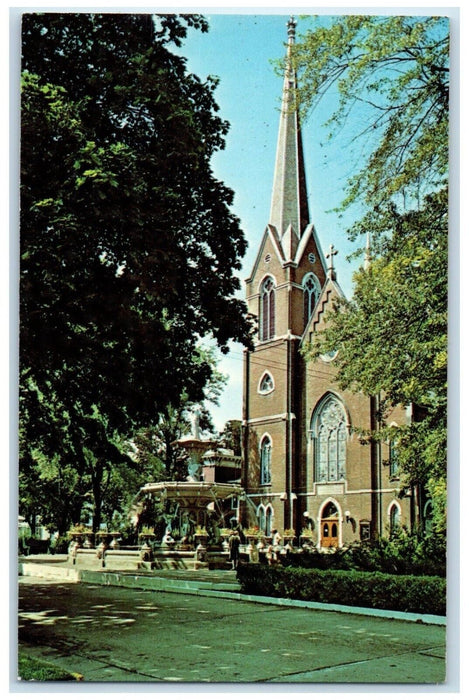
[
  {"left": 270, "top": 529, "right": 282, "bottom": 564},
  {"left": 272, "top": 529, "right": 281, "bottom": 549},
  {"left": 228, "top": 530, "right": 241, "bottom": 569}
]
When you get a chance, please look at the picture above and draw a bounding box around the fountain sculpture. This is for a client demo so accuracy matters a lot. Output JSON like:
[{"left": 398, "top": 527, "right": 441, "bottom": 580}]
[
  {"left": 68, "top": 410, "right": 247, "bottom": 571},
  {"left": 132, "top": 408, "right": 245, "bottom": 568}
]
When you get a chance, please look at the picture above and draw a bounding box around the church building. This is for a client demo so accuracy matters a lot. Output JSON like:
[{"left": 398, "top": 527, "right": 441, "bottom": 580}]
[{"left": 241, "top": 18, "right": 420, "bottom": 548}]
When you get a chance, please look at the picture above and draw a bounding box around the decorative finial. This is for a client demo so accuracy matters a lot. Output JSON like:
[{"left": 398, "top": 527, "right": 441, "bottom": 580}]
[
  {"left": 287, "top": 16, "right": 296, "bottom": 41},
  {"left": 190, "top": 406, "right": 201, "bottom": 440},
  {"left": 326, "top": 244, "right": 338, "bottom": 280}
]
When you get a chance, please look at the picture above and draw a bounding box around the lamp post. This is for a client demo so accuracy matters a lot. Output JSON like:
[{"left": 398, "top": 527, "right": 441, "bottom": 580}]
[{"left": 280, "top": 491, "right": 297, "bottom": 531}]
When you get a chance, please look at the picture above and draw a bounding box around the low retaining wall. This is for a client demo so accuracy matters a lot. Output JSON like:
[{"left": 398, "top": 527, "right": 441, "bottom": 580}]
[
  {"left": 68, "top": 547, "right": 233, "bottom": 571},
  {"left": 19, "top": 561, "right": 80, "bottom": 582}
]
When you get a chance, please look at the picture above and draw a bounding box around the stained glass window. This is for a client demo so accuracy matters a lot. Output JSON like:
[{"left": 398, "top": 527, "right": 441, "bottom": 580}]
[
  {"left": 259, "top": 372, "right": 274, "bottom": 394},
  {"left": 312, "top": 395, "right": 348, "bottom": 483},
  {"left": 303, "top": 273, "right": 320, "bottom": 326},
  {"left": 389, "top": 440, "right": 399, "bottom": 478},
  {"left": 390, "top": 504, "right": 400, "bottom": 534},
  {"left": 260, "top": 436, "right": 272, "bottom": 484}
]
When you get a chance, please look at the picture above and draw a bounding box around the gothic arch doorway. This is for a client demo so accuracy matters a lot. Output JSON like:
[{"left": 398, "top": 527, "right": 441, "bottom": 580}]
[
  {"left": 320, "top": 501, "right": 339, "bottom": 548},
  {"left": 257, "top": 503, "right": 274, "bottom": 537}
]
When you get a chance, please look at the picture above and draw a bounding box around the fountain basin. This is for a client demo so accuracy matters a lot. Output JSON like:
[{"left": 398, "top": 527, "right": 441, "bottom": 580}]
[{"left": 139, "top": 481, "right": 244, "bottom": 509}]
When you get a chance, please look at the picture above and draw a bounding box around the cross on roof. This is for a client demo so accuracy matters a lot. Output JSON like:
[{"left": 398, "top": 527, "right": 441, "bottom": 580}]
[
  {"left": 326, "top": 244, "right": 338, "bottom": 280},
  {"left": 287, "top": 16, "right": 297, "bottom": 39},
  {"left": 326, "top": 244, "right": 338, "bottom": 263}
]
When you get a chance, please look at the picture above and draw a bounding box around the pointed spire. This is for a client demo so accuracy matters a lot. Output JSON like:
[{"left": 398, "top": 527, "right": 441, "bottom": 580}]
[{"left": 269, "top": 16, "right": 309, "bottom": 239}]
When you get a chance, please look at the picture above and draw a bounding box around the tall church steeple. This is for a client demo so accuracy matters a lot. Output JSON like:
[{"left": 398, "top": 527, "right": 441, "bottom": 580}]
[
  {"left": 242, "top": 17, "right": 412, "bottom": 551},
  {"left": 269, "top": 16, "right": 310, "bottom": 238}
]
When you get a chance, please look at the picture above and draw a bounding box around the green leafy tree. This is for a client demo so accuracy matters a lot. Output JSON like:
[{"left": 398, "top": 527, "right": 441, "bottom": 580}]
[
  {"left": 296, "top": 15, "right": 449, "bottom": 533},
  {"left": 20, "top": 13, "right": 254, "bottom": 533},
  {"left": 219, "top": 420, "right": 243, "bottom": 457},
  {"left": 308, "top": 191, "right": 447, "bottom": 531},
  {"left": 294, "top": 14, "right": 449, "bottom": 238},
  {"left": 129, "top": 346, "right": 228, "bottom": 481}
]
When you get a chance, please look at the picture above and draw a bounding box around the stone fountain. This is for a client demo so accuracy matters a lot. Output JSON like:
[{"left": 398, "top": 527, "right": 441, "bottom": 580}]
[
  {"left": 133, "top": 408, "right": 245, "bottom": 568},
  {"left": 67, "top": 410, "right": 245, "bottom": 571}
]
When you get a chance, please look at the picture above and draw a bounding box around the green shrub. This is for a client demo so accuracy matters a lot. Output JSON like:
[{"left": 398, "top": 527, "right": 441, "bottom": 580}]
[
  {"left": 50, "top": 535, "right": 69, "bottom": 554},
  {"left": 284, "top": 532, "right": 446, "bottom": 577},
  {"left": 25, "top": 538, "right": 50, "bottom": 555},
  {"left": 237, "top": 564, "right": 446, "bottom": 616}
]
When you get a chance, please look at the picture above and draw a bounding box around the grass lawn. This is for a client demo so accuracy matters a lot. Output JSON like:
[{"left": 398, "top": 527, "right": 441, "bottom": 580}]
[{"left": 18, "top": 653, "right": 83, "bottom": 682}]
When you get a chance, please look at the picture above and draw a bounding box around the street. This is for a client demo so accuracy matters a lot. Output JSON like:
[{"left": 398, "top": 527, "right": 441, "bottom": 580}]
[{"left": 17, "top": 576, "right": 446, "bottom": 685}]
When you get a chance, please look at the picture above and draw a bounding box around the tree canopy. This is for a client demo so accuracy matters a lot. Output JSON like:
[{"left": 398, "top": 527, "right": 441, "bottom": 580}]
[
  {"left": 294, "top": 14, "right": 449, "bottom": 241},
  {"left": 20, "top": 13, "right": 254, "bottom": 532},
  {"left": 296, "top": 15, "right": 449, "bottom": 533}
]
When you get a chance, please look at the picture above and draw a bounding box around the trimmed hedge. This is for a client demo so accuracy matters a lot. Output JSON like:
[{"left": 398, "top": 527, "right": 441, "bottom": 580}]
[
  {"left": 236, "top": 564, "right": 446, "bottom": 616},
  {"left": 281, "top": 541, "right": 446, "bottom": 577}
]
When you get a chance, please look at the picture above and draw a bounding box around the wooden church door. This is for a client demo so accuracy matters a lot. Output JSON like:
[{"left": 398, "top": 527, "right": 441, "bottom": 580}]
[
  {"left": 320, "top": 502, "right": 339, "bottom": 548},
  {"left": 321, "top": 518, "right": 339, "bottom": 548}
]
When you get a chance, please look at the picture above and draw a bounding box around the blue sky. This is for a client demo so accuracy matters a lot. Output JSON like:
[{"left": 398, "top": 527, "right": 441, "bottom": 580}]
[{"left": 175, "top": 13, "right": 368, "bottom": 431}]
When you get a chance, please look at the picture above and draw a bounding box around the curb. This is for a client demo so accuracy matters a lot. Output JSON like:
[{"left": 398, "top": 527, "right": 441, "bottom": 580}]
[{"left": 19, "top": 561, "right": 446, "bottom": 627}]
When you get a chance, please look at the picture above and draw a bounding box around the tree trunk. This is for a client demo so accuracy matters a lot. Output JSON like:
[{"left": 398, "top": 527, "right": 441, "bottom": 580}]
[{"left": 92, "top": 464, "right": 104, "bottom": 533}]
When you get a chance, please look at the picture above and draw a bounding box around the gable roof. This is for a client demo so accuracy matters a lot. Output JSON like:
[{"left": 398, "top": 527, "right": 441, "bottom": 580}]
[
  {"left": 245, "top": 225, "right": 286, "bottom": 284},
  {"left": 300, "top": 275, "right": 346, "bottom": 348},
  {"left": 294, "top": 223, "right": 328, "bottom": 273}
]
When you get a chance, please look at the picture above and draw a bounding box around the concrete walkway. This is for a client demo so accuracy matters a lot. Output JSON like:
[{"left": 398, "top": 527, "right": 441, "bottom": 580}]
[
  {"left": 16, "top": 556, "right": 447, "bottom": 687},
  {"left": 18, "top": 555, "right": 446, "bottom": 625}
]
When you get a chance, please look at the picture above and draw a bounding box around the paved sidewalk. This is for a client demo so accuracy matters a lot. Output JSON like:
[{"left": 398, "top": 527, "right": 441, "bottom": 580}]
[
  {"left": 18, "top": 556, "right": 446, "bottom": 625},
  {"left": 17, "top": 575, "right": 446, "bottom": 686}
]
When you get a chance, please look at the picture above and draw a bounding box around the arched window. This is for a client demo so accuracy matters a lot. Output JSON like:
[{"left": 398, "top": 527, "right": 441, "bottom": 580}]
[
  {"left": 423, "top": 499, "right": 433, "bottom": 534},
  {"left": 389, "top": 440, "right": 399, "bottom": 478},
  {"left": 257, "top": 505, "right": 266, "bottom": 533},
  {"left": 322, "top": 501, "right": 339, "bottom": 519},
  {"left": 260, "top": 277, "right": 275, "bottom": 341},
  {"left": 259, "top": 372, "right": 274, "bottom": 394},
  {"left": 311, "top": 395, "right": 348, "bottom": 483},
  {"left": 260, "top": 435, "right": 272, "bottom": 485},
  {"left": 303, "top": 273, "right": 320, "bottom": 326},
  {"left": 389, "top": 503, "right": 401, "bottom": 535},
  {"left": 257, "top": 504, "right": 274, "bottom": 536}
]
